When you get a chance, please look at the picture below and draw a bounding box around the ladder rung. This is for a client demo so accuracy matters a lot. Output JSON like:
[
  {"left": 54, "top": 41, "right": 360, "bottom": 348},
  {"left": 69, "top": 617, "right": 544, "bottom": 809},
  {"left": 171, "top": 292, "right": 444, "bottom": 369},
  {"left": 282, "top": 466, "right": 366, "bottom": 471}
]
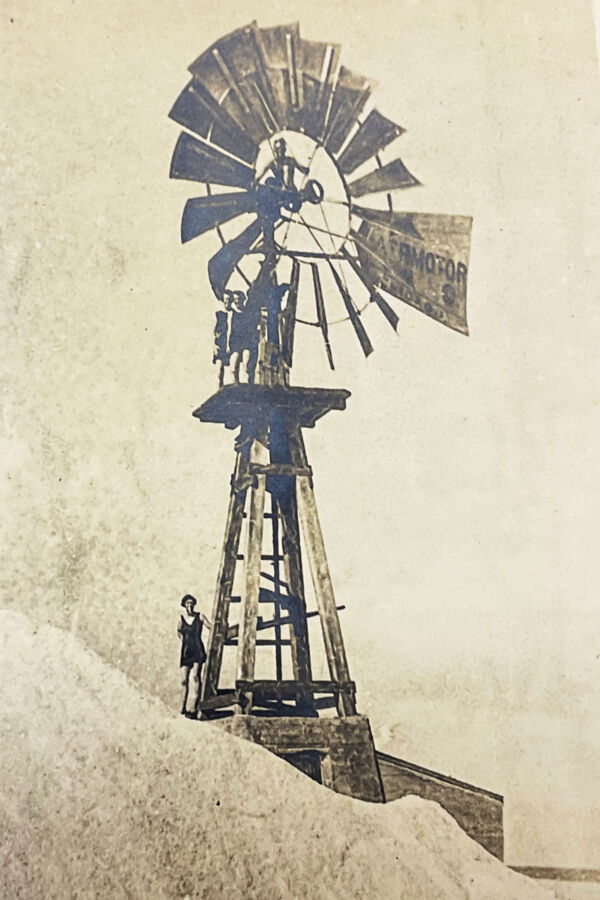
[
  {"left": 229, "top": 595, "right": 283, "bottom": 604},
  {"left": 225, "top": 639, "right": 292, "bottom": 647},
  {"left": 250, "top": 463, "right": 312, "bottom": 478},
  {"left": 236, "top": 553, "right": 285, "bottom": 561}
]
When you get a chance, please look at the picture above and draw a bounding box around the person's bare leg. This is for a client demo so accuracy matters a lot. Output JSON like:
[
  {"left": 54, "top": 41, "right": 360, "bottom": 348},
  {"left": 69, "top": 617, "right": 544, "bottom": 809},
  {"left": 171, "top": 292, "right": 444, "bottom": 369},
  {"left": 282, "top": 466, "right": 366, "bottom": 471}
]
[
  {"left": 180, "top": 666, "right": 191, "bottom": 714},
  {"left": 226, "top": 351, "right": 240, "bottom": 384},
  {"left": 240, "top": 349, "right": 251, "bottom": 383},
  {"left": 192, "top": 663, "right": 203, "bottom": 716}
]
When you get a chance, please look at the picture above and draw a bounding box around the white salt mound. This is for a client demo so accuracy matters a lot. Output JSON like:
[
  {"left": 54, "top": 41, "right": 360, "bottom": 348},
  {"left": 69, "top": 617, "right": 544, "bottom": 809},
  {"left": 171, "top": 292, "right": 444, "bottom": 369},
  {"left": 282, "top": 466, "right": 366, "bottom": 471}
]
[{"left": 0, "top": 610, "right": 565, "bottom": 899}]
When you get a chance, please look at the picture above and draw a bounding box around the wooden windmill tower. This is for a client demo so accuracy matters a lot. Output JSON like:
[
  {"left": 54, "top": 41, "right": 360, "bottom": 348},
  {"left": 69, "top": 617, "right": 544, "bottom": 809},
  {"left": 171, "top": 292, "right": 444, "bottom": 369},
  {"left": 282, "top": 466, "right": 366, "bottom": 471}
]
[{"left": 169, "top": 21, "right": 472, "bottom": 801}]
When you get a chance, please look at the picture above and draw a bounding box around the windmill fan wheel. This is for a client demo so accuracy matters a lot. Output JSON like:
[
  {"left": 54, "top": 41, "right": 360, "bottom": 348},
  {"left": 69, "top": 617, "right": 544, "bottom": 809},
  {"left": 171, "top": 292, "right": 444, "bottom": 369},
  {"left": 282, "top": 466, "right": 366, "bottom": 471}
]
[{"left": 169, "top": 21, "right": 472, "bottom": 371}]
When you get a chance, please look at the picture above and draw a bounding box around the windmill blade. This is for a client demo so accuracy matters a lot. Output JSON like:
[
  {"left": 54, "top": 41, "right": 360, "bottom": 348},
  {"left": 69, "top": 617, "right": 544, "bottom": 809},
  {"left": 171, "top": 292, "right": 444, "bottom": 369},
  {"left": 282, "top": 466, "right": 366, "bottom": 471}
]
[
  {"left": 311, "top": 263, "right": 335, "bottom": 369},
  {"left": 328, "top": 265, "right": 373, "bottom": 357},
  {"left": 280, "top": 258, "right": 300, "bottom": 368},
  {"left": 299, "top": 38, "right": 341, "bottom": 139},
  {"left": 341, "top": 248, "right": 399, "bottom": 332},
  {"left": 188, "top": 22, "right": 274, "bottom": 142},
  {"left": 170, "top": 133, "right": 255, "bottom": 189},
  {"left": 337, "top": 109, "right": 405, "bottom": 175},
  {"left": 188, "top": 36, "right": 249, "bottom": 122},
  {"left": 348, "top": 157, "right": 421, "bottom": 198},
  {"left": 181, "top": 192, "right": 258, "bottom": 243},
  {"left": 208, "top": 218, "right": 263, "bottom": 299},
  {"left": 352, "top": 205, "right": 423, "bottom": 240},
  {"left": 216, "top": 21, "right": 281, "bottom": 133},
  {"left": 353, "top": 213, "right": 472, "bottom": 335},
  {"left": 169, "top": 80, "right": 258, "bottom": 165},
  {"left": 323, "top": 66, "right": 371, "bottom": 155},
  {"left": 255, "top": 22, "right": 303, "bottom": 129}
]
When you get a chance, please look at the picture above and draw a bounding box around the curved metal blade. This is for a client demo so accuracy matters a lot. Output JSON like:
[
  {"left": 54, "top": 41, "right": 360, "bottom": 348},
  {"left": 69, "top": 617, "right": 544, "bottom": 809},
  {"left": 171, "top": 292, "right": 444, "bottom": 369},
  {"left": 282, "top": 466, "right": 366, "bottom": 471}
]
[
  {"left": 348, "top": 157, "right": 421, "bottom": 198},
  {"left": 323, "top": 66, "right": 371, "bottom": 155},
  {"left": 341, "top": 248, "right": 399, "bottom": 332},
  {"left": 353, "top": 213, "right": 472, "bottom": 335},
  {"left": 181, "top": 192, "right": 257, "bottom": 243},
  {"left": 188, "top": 22, "right": 277, "bottom": 142},
  {"left": 169, "top": 80, "right": 258, "bottom": 165},
  {"left": 299, "top": 38, "right": 341, "bottom": 139},
  {"left": 311, "top": 263, "right": 335, "bottom": 369},
  {"left": 254, "top": 23, "right": 302, "bottom": 129},
  {"left": 208, "top": 218, "right": 263, "bottom": 299},
  {"left": 170, "top": 133, "right": 255, "bottom": 189},
  {"left": 328, "top": 265, "right": 373, "bottom": 357},
  {"left": 337, "top": 109, "right": 405, "bottom": 175}
]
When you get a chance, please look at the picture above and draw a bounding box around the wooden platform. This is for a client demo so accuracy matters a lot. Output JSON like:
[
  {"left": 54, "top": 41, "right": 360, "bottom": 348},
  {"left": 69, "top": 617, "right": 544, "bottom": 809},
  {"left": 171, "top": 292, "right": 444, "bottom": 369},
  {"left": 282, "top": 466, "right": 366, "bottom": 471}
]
[{"left": 193, "top": 384, "right": 351, "bottom": 430}]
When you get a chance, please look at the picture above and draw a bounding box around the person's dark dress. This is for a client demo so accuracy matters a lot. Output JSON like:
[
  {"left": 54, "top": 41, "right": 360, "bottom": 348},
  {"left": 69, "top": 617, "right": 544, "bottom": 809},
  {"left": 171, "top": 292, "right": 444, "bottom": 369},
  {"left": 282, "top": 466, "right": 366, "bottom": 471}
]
[
  {"left": 179, "top": 614, "right": 206, "bottom": 668},
  {"left": 228, "top": 291, "right": 261, "bottom": 355}
]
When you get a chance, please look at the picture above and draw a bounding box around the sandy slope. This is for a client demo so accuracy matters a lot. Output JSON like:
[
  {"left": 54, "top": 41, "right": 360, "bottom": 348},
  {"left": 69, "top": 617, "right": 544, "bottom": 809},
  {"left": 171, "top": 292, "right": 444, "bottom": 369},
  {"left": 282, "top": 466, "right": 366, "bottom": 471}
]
[{"left": 0, "top": 611, "right": 566, "bottom": 899}]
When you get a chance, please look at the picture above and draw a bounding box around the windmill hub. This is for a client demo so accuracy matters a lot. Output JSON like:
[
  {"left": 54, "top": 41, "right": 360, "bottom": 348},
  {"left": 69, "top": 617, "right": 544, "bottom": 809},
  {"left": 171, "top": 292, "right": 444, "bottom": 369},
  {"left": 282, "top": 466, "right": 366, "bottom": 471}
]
[{"left": 253, "top": 131, "right": 350, "bottom": 256}]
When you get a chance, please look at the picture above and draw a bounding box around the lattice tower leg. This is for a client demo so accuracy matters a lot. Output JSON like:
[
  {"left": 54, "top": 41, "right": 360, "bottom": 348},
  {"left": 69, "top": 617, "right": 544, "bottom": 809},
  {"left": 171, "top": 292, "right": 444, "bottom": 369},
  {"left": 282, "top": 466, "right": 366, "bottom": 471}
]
[
  {"left": 235, "top": 438, "right": 268, "bottom": 712},
  {"left": 201, "top": 441, "right": 251, "bottom": 703},
  {"left": 291, "top": 429, "right": 357, "bottom": 717}
]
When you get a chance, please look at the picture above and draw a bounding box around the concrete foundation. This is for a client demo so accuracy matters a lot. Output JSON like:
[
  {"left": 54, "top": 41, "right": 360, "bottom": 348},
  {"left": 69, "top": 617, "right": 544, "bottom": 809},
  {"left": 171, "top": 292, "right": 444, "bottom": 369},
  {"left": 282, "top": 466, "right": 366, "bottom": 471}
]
[{"left": 216, "top": 715, "right": 385, "bottom": 803}]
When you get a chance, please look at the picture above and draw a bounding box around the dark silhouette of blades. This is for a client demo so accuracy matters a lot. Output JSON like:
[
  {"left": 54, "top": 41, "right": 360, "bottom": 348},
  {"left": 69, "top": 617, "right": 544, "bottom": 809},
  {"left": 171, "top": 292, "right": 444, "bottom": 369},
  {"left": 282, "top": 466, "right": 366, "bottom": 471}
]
[
  {"left": 170, "top": 133, "right": 255, "bottom": 189},
  {"left": 353, "top": 213, "right": 472, "bottom": 335},
  {"left": 337, "top": 109, "right": 405, "bottom": 175},
  {"left": 329, "top": 266, "right": 373, "bottom": 357},
  {"left": 299, "top": 38, "right": 340, "bottom": 139},
  {"left": 370, "top": 291, "right": 400, "bottom": 331},
  {"left": 255, "top": 23, "right": 303, "bottom": 129},
  {"left": 169, "top": 80, "right": 258, "bottom": 164},
  {"left": 181, "top": 192, "right": 257, "bottom": 243},
  {"left": 188, "top": 22, "right": 273, "bottom": 142},
  {"left": 342, "top": 249, "right": 399, "bottom": 332},
  {"left": 208, "top": 218, "right": 263, "bottom": 299},
  {"left": 323, "top": 66, "right": 371, "bottom": 156},
  {"left": 188, "top": 39, "right": 248, "bottom": 123},
  {"left": 280, "top": 258, "right": 300, "bottom": 368},
  {"left": 311, "top": 263, "right": 335, "bottom": 369},
  {"left": 352, "top": 205, "right": 423, "bottom": 239},
  {"left": 348, "top": 157, "right": 421, "bottom": 198},
  {"left": 216, "top": 21, "right": 281, "bottom": 134}
]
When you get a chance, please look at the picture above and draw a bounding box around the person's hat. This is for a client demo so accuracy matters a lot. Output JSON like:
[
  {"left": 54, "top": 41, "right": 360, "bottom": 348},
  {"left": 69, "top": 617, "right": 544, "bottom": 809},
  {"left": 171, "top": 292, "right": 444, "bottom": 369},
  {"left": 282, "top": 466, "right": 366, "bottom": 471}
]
[{"left": 180, "top": 594, "right": 197, "bottom": 608}]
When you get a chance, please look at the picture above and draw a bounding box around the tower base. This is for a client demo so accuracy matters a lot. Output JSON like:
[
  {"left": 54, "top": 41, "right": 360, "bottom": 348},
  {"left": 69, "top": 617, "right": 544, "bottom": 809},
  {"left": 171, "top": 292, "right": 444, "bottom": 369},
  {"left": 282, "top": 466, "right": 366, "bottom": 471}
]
[{"left": 215, "top": 715, "right": 384, "bottom": 803}]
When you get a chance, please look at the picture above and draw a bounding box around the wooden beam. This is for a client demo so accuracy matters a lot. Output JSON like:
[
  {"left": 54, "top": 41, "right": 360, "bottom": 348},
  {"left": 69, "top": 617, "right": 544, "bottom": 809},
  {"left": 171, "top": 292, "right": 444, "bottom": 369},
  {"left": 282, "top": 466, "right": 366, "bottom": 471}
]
[
  {"left": 201, "top": 451, "right": 249, "bottom": 702},
  {"left": 250, "top": 463, "right": 312, "bottom": 478},
  {"left": 292, "top": 430, "right": 357, "bottom": 716},
  {"left": 235, "top": 439, "right": 268, "bottom": 711},
  {"left": 236, "top": 679, "right": 355, "bottom": 701},
  {"left": 196, "top": 691, "right": 239, "bottom": 712},
  {"left": 278, "top": 493, "right": 315, "bottom": 715},
  {"left": 225, "top": 638, "right": 293, "bottom": 646}
]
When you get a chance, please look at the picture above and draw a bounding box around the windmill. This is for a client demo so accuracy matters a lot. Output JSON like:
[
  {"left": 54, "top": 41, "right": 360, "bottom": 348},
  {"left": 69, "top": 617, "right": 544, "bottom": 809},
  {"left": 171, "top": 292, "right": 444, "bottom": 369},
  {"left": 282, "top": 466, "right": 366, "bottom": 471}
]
[{"left": 169, "top": 21, "right": 472, "bottom": 800}]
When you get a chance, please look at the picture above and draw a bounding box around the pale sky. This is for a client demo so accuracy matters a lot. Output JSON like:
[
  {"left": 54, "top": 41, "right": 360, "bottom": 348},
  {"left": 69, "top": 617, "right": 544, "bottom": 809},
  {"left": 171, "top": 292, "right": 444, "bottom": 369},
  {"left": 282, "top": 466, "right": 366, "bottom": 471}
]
[{"left": 2, "top": 0, "right": 600, "bottom": 869}]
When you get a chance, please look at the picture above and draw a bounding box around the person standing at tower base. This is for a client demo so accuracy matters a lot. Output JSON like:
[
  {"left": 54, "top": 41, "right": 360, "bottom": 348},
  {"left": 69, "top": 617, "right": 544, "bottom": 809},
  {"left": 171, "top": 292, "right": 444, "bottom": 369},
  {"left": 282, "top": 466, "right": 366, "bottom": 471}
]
[{"left": 177, "top": 594, "right": 210, "bottom": 718}]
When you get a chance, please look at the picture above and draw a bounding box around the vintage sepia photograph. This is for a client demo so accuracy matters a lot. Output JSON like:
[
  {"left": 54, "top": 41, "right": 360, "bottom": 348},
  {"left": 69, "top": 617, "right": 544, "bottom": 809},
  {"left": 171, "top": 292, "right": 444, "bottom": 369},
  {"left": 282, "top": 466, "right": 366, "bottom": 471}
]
[{"left": 2, "top": 1, "right": 600, "bottom": 897}]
